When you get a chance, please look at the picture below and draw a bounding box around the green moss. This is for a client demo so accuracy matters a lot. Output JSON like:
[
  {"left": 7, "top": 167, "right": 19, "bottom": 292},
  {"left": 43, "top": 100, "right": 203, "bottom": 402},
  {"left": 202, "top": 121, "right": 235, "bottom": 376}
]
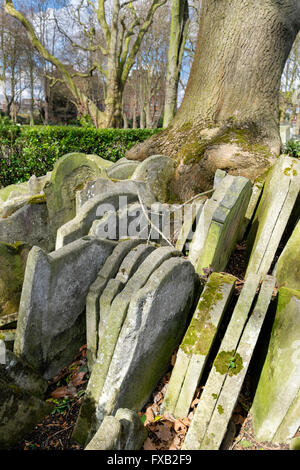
[
  {"left": 178, "top": 126, "right": 270, "bottom": 165},
  {"left": 181, "top": 273, "right": 235, "bottom": 356},
  {"left": 212, "top": 393, "right": 218, "bottom": 400},
  {"left": 27, "top": 194, "right": 46, "bottom": 205},
  {"left": 217, "top": 405, "right": 224, "bottom": 415},
  {"left": 214, "top": 350, "right": 244, "bottom": 376},
  {"left": 277, "top": 287, "right": 300, "bottom": 315}
]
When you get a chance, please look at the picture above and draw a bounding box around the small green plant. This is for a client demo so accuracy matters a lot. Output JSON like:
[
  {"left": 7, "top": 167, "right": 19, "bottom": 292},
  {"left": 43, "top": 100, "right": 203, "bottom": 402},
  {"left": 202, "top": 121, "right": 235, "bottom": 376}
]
[
  {"left": 284, "top": 139, "right": 300, "bottom": 158},
  {"left": 228, "top": 356, "right": 237, "bottom": 370},
  {"left": 48, "top": 397, "right": 73, "bottom": 415}
]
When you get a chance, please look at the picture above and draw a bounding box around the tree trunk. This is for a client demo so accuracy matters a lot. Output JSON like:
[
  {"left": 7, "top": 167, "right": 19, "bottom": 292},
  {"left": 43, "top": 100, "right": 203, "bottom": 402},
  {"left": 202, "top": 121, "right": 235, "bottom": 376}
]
[
  {"left": 163, "top": 0, "right": 189, "bottom": 128},
  {"left": 127, "top": 0, "right": 300, "bottom": 201}
]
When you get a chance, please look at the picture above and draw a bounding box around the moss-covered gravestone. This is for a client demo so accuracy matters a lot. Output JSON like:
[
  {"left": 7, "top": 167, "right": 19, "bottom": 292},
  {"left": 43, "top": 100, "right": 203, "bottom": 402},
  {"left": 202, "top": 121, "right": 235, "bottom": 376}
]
[
  {"left": 246, "top": 156, "right": 300, "bottom": 278},
  {"left": 0, "top": 242, "right": 31, "bottom": 320},
  {"left": 274, "top": 220, "right": 300, "bottom": 291},
  {"left": 251, "top": 287, "right": 300, "bottom": 444},
  {"left": 162, "top": 272, "right": 236, "bottom": 419},
  {"left": 44, "top": 153, "right": 112, "bottom": 236}
]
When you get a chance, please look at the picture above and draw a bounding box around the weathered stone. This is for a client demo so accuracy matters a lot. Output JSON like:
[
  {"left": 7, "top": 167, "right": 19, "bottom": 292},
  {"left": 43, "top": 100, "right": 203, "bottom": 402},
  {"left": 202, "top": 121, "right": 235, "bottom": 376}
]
[
  {"left": 107, "top": 160, "right": 140, "bottom": 180},
  {"left": 90, "top": 201, "right": 170, "bottom": 242},
  {"left": 0, "top": 378, "right": 52, "bottom": 449},
  {"left": 189, "top": 175, "right": 252, "bottom": 274},
  {"left": 175, "top": 200, "right": 203, "bottom": 252},
  {"left": 56, "top": 181, "right": 156, "bottom": 249},
  {"left": 213, "top": 169, "right": 227, "bottom": 189},
  {"left": 274, "top": 220, "right": 300, "bottom": 291},
  {"left": 199, "top": 276, "right": 275, "bottom": 450},
  {"left": 0, "top": 242, "right": 31, "bottom": 319},
  {"left": 238, "top": 176, "right": 264, "bottom": 241},
  {"left": 98, "top": 244, "right": 156, "bottom": 340},
  {"left": 44, "top": 153, "right": 112, "bottom": 237},
  {"left": 14, "top": 237, "right": 116, "bottom": 379},
  {"left": 290, "top": 435, "right": 300, "bottom": 450},
  {"left": 0, "top": 349, "right": 48, "bottom": 398},
  {"left": 93, "top": 258, "right": 195, "bottom": 440},
  {"left": 76, "top": 178, "right": 156, "bottom": 211},
  {"left": 246, "top": 156, "right": 300, "bottom": 278},
  {"left": 162, "top": 273, "right": 236, "bottom": 419},
  {"left": 28, "top": 173, "right": 51, "bottom": 195},
  {"left": 188, "top": 175, "right": 236, "bottom": 266},
  {"left": 73, "top": 246, "right": 183, "bottom": 445},
  {"left": 86, "top": 239, "right": 144, "bottom": 367},
  {"left": 131, "top": 155, "right": 175, "bottom": 203},
  {"left": 84, "top": 415, "right": 122, "bottom": 450},
  {"left": 0, "top": 182, "right": 29, "bottom": 204},
  {"left": 182, "top": 273, "right": 261, "bottom": 450},
  {"left": 85, "top": 409, "right": 147, "bottom": 450},
  {"left": 0, "top": 199, "right": 54, "bottom": 252},
  {"left": 251, "top": 287, "right": 300, "bottom": 443}
]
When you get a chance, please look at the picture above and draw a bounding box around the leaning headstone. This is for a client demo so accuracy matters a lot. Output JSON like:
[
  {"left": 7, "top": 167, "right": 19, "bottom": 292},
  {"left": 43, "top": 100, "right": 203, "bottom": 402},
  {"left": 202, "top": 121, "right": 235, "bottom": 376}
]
[
  {"left": 182, "top": 272, "right": 261, "bottom": 450},
  {"left": 175, "top": 200, "right": 204, "bottom": 252},
  {"left": 0, "top": 242, "right": 31, "bottom": 319},
  {"left": 213, "top": 169, "right": 227, "bottom": 189},
  {"left": 73, "top": 246, "right": 183, "bottom": 445},
  {"left": 90, "top": 257, "right": 196, "bottom": 443},
  {"left": 251, "top": 286, "right": 300, "bottom": 444},
  {"left": 76, "top": 179, "right": 155, "bottom": 211},
  {"left": 274, "top": 220, "right": 300, "bottom": 291},
  {"left": 44, "top": 153, "right": 112, "bottom": 236},
  {"left": 98, "top": 244, "right": 156, "bottom": 341},
  {"left": 85, "top": 409, "right": 147, "bottom": 450},
  {"left": 189, "top": 175, "right": 252, "bottom": 275},
  {"left": 14, "top": 237, "right": 116, "bottom": 379},
  {"left": 162, "top": 272, "right": 236, "bottom": 419},
  {"left": 0, "top": 198, "right": 54, "bottom": 252},
  {"left": 246, "top": 156, "right": 300, "bottom": 278},
  {"left": 56, "top": 181, "right": 156, "bottom": 249},
  {"left": 199, "top": 276, "right": 275, "bottom": 450},
  {"left": 131, "top": 155, "right": 175, "bottom": 203},
  {"left": 86, "top": 239, "right": 144, "bottom": 367},
  {"left": 237, "top": 176, "right": 264, "bottom": 241},
  {"left": 107, "top": 160, "right": 140, "bottom": 180},
  {"left": 0, "top": 379, "right": 52, "bottom": 449}
]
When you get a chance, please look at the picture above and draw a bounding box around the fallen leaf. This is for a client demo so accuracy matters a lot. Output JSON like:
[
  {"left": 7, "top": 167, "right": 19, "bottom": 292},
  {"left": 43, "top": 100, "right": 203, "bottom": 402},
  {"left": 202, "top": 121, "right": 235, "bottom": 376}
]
[
  {"left": 71, "top": 371, "right": 86, "bottom": 387},
  {"left": 50, "top": 387, "right": 73, "bottom": 398},
  {"left": 145, "top": 406, "right": 155, "bottom": 424},
  {"left": 143, "top": 438, "right": 157, "bottom": 450}
]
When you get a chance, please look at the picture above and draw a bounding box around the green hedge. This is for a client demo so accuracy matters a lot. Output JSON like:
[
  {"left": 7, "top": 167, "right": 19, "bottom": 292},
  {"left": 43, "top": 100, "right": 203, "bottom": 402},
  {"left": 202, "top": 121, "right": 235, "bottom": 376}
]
[{"left": 0, "top": 124, "right": 159, "bottom": 187}]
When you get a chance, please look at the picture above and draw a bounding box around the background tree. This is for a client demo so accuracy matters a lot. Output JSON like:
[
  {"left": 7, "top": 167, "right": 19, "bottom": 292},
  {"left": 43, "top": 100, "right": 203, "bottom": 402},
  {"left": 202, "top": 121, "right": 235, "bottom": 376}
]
[
  {"left": 127, "top": 0, "right": 300, "bottom": 201},
  {"left": 163, "top": 0, "right": 189, "bottom": 128},
  {"left": 4, "top": 0, "right": 167, "bottom": 128},
  {"left": 280, "top": 32, "right": 300, "bottom": 122}
]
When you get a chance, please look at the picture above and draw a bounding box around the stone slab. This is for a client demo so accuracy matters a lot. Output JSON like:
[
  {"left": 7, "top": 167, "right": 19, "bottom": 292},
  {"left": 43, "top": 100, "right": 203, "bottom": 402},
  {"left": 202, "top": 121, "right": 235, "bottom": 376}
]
[
  {"left": 200, "top": 276, "right": 275, "bottom": 450},
  {"left": 131, "top": 154, "right": 175, "bottom": 203},
  {"left": 182, "top": 272, "right": 261, "bottom": 450},
  {"left": 195, "top": 176, "right": 252, "bottom": 275},
  {"left": 175, "top": 200, "right": 203, "bottom": 252},
  {"left": 0, "top": 200, "right": 54, "bottom": 252},
  {"left": 56, "top": 182, "right": 156, "bottom": 249},
  {"left": 86, "top": 239, "right": 144, "bottom": 368},
  {"left": 14, "top": 237, "right": 116, "bottom": 379},
  {"left": 246, "top": 156, "right": 300, "bottom": 278},
  {"left": 274, "top": 220, "right": 300, "bottom": 291},
  {"left": 162, "top": 273, "right": 236, "bottom": 419},
  {"left": 251, "top": 287, "right": 300, "bottom": 443},
  {"left": 44, "top": 152, "right": 111, "bottom": 237},
  {"left": 107, "top": 160, "right": 140, "bottom": 180},
  {"left": 73, "top": 246, "right": 182, "bottom": 445}
]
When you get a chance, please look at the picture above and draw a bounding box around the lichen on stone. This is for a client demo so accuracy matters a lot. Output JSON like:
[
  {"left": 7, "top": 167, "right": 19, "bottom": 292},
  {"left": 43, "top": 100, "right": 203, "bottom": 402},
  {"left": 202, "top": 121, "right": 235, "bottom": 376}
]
[{"left": 214, "top": 350, "right": 243, "bottom": 376}]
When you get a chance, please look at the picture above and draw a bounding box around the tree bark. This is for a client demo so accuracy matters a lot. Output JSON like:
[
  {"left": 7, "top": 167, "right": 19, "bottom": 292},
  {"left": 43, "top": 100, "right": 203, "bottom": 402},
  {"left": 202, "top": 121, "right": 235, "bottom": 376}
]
[
  {"left": 127, "top": 0, "right": 300, "bottom": 201},
  {"left": 163, "top": 0, "right": 189, "bottom": 128}
]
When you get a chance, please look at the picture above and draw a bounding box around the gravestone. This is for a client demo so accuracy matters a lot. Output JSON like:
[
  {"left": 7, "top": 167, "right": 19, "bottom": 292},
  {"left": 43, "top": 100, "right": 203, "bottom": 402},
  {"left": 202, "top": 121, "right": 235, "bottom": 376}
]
[
  {"left": 251, "top": 286, "right": 300, "bottom": 443},
  {"left": 14, "top": 237, "right": 116, "bottom": 379},
  {"left": 246, "top": 156, "right": 300, "bottom": 278},
  {"left": 44, "top": 153, "right": 112, "bottom": 236},
  {"left": 274, "top": 220, "right": 300, "bottom": 291},
  {"left": 107, "top": 159, "right": 139, "bottom": 180},
  {"left": 162, "top": 272, "right": 236, "bottom": 419}
]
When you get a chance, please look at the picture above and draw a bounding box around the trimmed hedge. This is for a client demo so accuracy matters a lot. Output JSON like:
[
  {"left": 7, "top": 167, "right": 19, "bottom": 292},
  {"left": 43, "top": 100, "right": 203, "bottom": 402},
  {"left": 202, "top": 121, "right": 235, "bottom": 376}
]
[{"left": 0, "top": 124, "right": 159, "bottom": 187}]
